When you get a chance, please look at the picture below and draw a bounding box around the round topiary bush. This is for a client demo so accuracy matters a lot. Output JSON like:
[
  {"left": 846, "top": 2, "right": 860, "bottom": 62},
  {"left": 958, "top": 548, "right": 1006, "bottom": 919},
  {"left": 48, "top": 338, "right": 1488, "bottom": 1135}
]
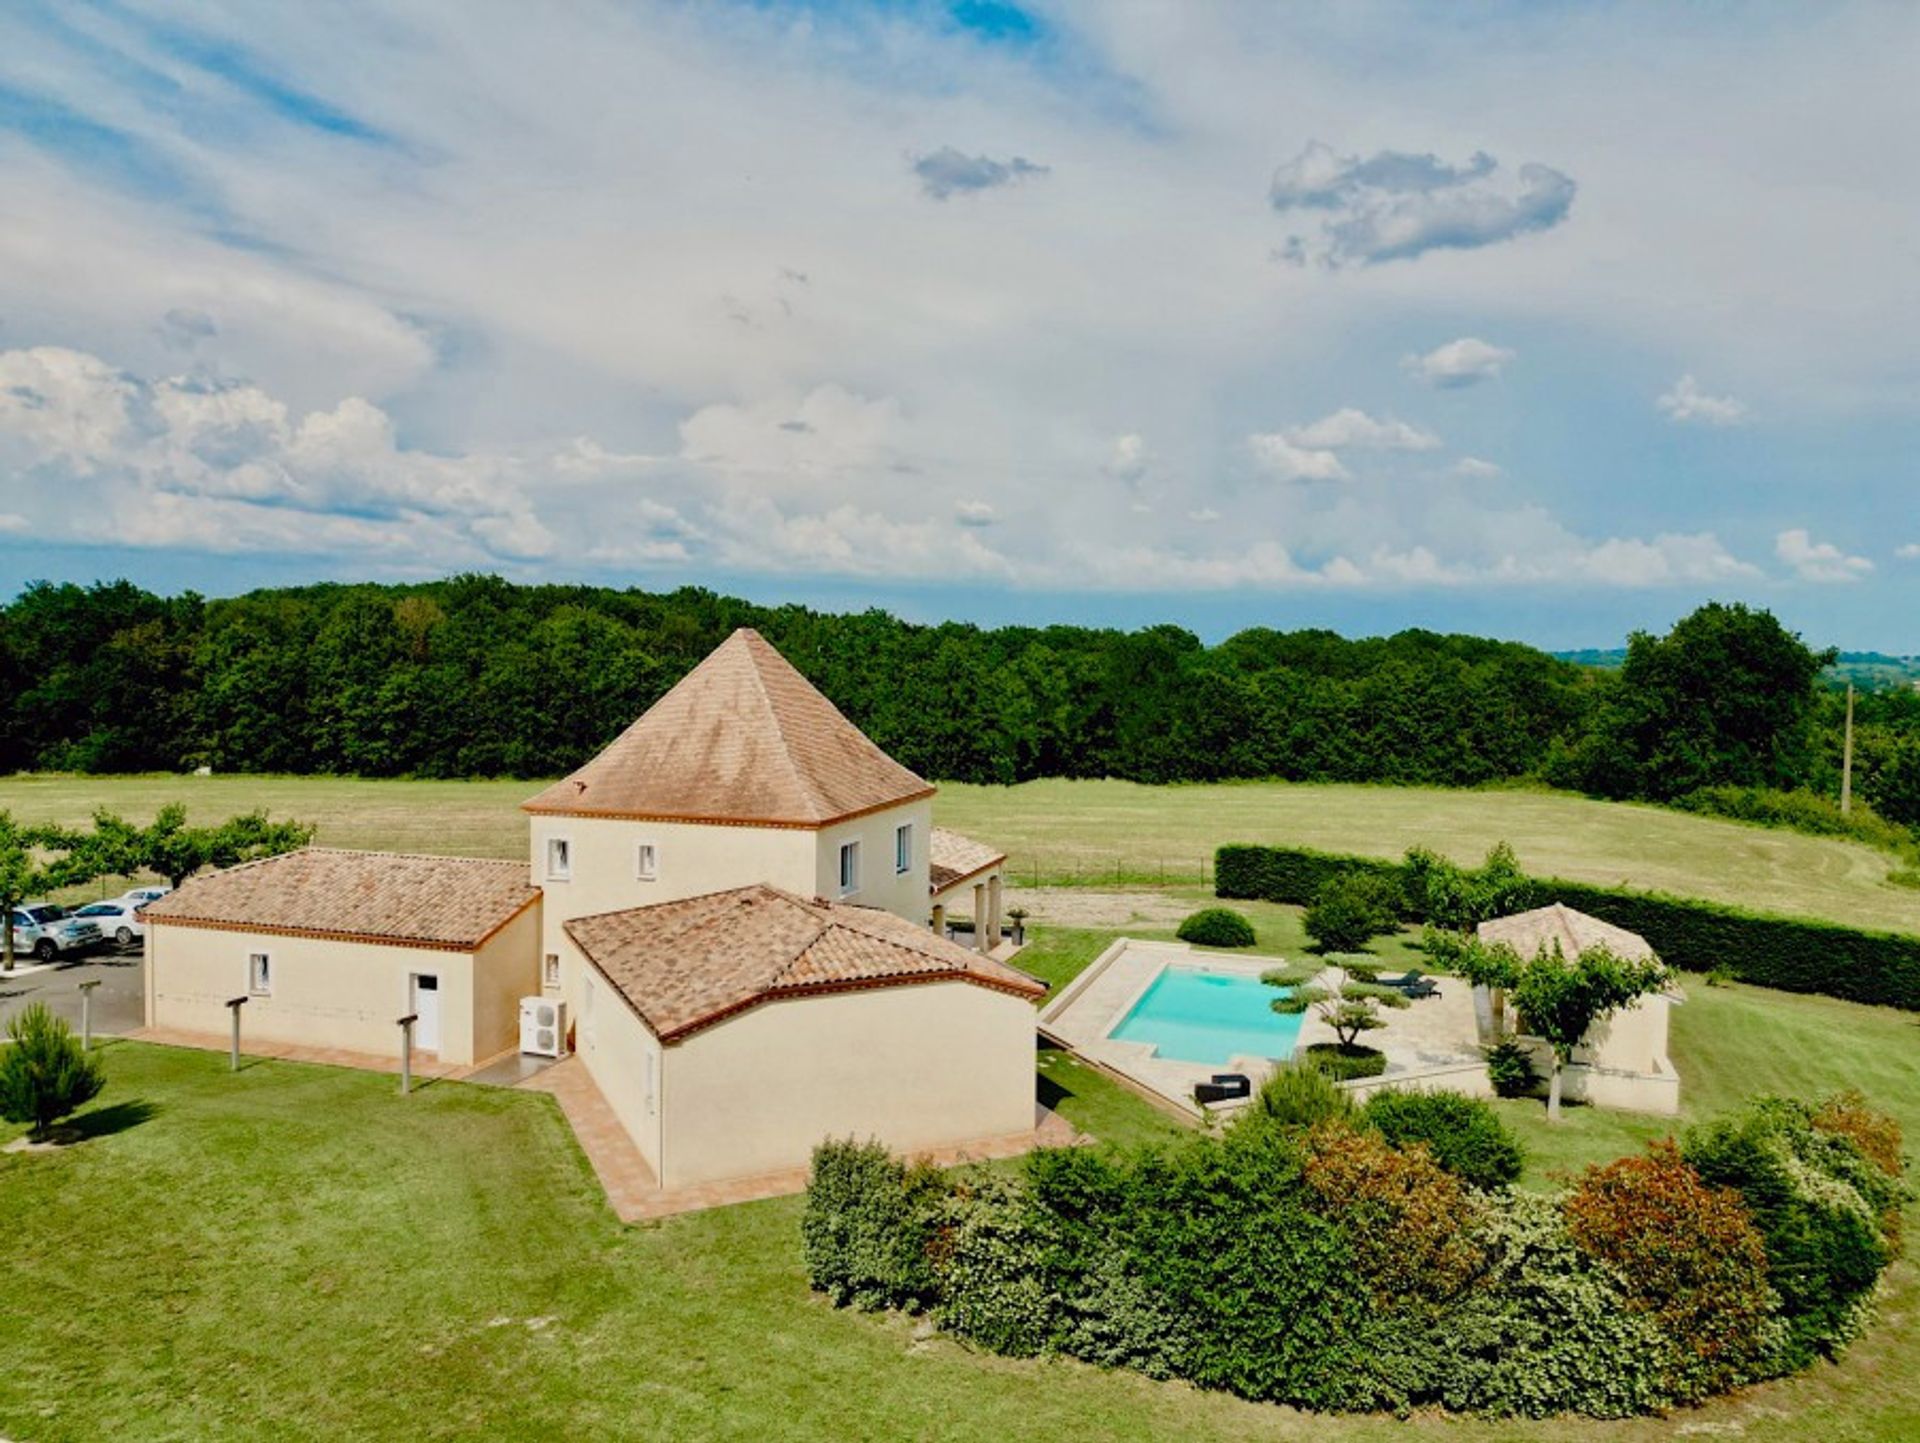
[
  {"left": 1360, "top": 1088, "right": 1526, "bottom": 1190},
  {"left": 1303, "top": 1042, "right": 1387, "bottom": 1080},
  {"left": 1176, "top": 907, "right": 1256, "bottom": 948}
]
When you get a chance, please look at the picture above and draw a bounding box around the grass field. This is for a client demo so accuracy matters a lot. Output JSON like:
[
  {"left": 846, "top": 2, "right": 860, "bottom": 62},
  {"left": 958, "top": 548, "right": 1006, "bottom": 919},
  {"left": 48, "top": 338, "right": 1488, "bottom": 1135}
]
[
  {"left": 3, "top": 927, "right": 1915, "bottom": 1443},
  {"left": 4, "top": 773, "right": 1916, "bottom": 935}
]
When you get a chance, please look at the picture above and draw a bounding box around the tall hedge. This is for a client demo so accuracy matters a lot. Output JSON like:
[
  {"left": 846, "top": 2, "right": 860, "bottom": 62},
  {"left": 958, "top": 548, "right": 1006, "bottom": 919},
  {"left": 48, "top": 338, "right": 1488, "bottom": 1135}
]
[{"left": 1215, "top": 844, "right": 1920, "bottom": 1011}]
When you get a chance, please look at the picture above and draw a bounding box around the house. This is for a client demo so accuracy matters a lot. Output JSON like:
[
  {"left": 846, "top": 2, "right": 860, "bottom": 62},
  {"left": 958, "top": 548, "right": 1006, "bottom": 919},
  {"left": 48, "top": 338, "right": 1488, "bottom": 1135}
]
[
  {"left": 1476, "top": 902, "right": 1682, "bottom": 1115},
  {"left": 143, "top": 628, "right": 1044, "bottom": 1188}
]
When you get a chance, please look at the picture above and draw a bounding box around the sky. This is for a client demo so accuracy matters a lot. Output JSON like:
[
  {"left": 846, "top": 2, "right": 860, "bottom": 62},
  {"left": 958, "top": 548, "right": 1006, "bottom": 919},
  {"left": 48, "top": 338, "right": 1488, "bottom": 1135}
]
[{"left": 0, "top": 0, "right": 1915, "bottom": 649}]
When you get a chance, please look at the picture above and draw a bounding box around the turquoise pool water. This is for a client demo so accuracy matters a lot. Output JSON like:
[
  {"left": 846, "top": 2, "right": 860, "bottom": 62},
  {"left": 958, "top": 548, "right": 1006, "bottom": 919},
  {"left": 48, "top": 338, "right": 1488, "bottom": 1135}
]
[{"left": 1108, "top": 965, "right": 1302, "bottom": 1066}]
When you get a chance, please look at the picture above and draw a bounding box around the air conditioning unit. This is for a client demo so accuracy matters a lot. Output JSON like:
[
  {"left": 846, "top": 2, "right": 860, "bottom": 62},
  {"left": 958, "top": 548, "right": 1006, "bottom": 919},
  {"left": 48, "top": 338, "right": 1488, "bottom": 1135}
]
[{"left": 520, "top": 996, "right": 568, "bottom": 1058}]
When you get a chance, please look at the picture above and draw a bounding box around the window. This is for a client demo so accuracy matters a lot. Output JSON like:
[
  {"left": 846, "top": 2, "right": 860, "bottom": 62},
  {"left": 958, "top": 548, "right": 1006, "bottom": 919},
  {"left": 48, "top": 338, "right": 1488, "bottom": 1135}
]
[
  {"left": 545, "top": 836, "right": 572, "bottom": 881},
  {"left": 635, "top": 841, "right": 659, "bottom": 881},
  {"left": 543, "top": 953, "right": 560, "bottom": 988},
  {"left": 248, "top": 952, "right": 272, "bottom": 996},
  {"left": 838, "top": 840, "right": 860, "bottom": 896},
  {"left": 894, "top": 822, "right": 913, "bottom": 875}
]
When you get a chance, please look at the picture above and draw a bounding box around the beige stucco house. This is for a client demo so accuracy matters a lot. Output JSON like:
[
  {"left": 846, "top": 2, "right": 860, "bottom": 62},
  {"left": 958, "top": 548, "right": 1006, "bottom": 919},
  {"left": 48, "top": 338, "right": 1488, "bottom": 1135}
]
[
  {"left": 1477, "top": 902, "right": 1682, "bottom": 1115},
  {"left": 144, "top": 627, "right": 1044, "bottom": 1187}
]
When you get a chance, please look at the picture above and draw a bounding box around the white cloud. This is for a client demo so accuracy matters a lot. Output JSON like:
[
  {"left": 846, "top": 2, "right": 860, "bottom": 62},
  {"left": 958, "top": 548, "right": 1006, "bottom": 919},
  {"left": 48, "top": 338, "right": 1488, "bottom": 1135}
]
[
  {"left": 1448, "top": 456, "right": 1502, "bottom": 479},
  {"left": 678, "top": 385, "right": 904, "bottom": 480},
  {"left": 1658, "top": 375, "right": 1749, "bottom": 426},
  {"left": 716, "top": 496, "right": 1012, "bottom": 580},
  {"left": 1286, "top": 408, "right": 1441, "bottom": 452},
  {"left": 1897, "top": 543, "right": 1920, "bottom": 560},
  {"left": 1188, "top": 507, "right": 1221, "bottom": 523},
  {"left": 0, "top": 513, "right": 28, "bottom": 534},
  {"left": 1776, "top": 528, "right": 1873, "bottom": 583},
  {"left": 1270, "top": 142, "right": 1575, "bottom": 267},
  {"left": 1404, "top": 338, "right": 1514, "bottom": 388},
  {"left": 1247, "top": 432, "right": 1349, "bottom": 483},
  {"left": 954, "top": 499, "right": 996, "bottom": 527}
]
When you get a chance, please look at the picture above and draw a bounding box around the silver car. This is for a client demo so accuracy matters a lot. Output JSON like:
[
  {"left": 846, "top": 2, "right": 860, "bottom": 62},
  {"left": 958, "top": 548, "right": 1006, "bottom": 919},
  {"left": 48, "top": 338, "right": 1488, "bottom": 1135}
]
[{"left": 7, "top": 904, "right": 103, "bottom": 962}]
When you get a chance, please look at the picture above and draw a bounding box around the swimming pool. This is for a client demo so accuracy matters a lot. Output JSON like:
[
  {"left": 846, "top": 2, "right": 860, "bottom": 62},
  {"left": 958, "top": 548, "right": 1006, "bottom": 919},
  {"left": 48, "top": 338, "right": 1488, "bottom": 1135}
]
[{"left": 1107, "top": 965, "right": 1302, "bottom": 1066}]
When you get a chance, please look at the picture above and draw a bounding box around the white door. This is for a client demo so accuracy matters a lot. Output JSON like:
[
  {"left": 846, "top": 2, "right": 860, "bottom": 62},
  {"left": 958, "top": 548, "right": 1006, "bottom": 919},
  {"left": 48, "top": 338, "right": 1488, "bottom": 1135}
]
[{"left": 411, "top": 974, "right": 441, "bottom": 1052}]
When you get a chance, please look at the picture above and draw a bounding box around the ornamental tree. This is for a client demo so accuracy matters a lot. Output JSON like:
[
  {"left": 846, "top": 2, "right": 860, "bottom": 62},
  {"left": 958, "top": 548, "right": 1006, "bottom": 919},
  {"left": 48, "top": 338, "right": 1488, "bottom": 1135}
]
[
  {"left": 1510, "top": 942, "right": 1670, "bottom": 1121},
  {"left": 1266, "top": 965, "right": 1410, "bottom": 1049}
]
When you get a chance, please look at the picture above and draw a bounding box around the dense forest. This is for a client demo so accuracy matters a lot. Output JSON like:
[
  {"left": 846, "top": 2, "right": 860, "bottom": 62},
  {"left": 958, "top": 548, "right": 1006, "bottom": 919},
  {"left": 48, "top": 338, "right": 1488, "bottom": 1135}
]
[{"left": 2, "top": 576, "right": 1917, "bottom": 828}]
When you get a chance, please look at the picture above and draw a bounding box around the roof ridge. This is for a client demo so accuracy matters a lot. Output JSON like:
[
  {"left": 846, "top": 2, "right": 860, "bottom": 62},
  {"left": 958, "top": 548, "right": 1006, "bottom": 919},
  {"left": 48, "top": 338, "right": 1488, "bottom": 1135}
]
[
  {"left": 734, "top": 631, "right": 834, "bottom": 822},
  {"left": 301, "top": 846, "right": 524, "bottom": 867}
]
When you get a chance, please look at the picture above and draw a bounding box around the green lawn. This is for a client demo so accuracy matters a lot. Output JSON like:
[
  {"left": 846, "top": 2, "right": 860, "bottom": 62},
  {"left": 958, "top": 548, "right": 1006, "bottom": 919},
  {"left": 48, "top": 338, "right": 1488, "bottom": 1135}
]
[
  {"left": 4, "top": 922, "right": 1915, "bottom": 1442},
  {"left": 5, "top": 773, "right": 1914, "bottom": 935}
]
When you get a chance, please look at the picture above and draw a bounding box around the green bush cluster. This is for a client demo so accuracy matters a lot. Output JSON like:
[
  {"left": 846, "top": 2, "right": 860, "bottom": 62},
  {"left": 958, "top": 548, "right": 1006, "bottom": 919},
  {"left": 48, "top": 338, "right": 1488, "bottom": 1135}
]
[
  {"left": 0, "top": 1003, "right": 105, "bottom": 1142},
  {"left": 1360, "top": 1090, "right": 1525, "bottom": 1191},
  {"left": 1302, "top": 873, "right": 1403, "bottom": 952},
  {"left": 1672, "top": 785, "right": 1916, "bottom": 854},
  {"left": 1482, "top": 1040, "right": 1540, "bottom": 1098},
  {"left": 1216, "top": 842, "right": 1920, "bottom": 1011},
  {"left": 1302, "top": 1042, "right": 1388, "bottom": 1080},
  {"left": 805, "top": 1090, "right": 1907, "bottom": 1418},
  {"left": 799, "top": 1139, "right": 944, "bottom": 1311},
  {"left": 1683, "top": 1097, "right": 1912, "bottom": 1366},
  {"left": 1174, "top": 907, "right": 1256, "bottom": 948}
]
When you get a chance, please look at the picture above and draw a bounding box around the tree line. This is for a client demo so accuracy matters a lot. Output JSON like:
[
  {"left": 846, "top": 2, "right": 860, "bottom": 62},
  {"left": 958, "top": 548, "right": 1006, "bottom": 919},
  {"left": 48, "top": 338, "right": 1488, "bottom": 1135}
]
[{"left": 2, "top": 576, "right": 1916, "bottom": 828}]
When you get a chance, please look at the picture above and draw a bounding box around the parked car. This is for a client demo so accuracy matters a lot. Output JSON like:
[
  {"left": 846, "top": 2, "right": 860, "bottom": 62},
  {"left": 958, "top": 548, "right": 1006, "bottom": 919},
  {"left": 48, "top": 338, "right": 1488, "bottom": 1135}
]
[
  {"left": 6, "top": 904, "right": 104, "bottom": 962},
  {"left": 118, "top": 885, "right": 172, "bottom": 908},
  {"left": 72, "top": 899, "right": 147, "bottom": 947}
]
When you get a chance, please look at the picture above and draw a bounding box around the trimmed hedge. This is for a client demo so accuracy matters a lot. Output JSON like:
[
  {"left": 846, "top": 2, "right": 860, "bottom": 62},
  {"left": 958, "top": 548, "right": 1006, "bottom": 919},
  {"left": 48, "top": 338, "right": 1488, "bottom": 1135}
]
[
  {"left": 1216, "top": 843, "right": 1920, "bottom": 1011},
  {"left": 1175, "top": 907, "right": 1257, "bottom": 948}
]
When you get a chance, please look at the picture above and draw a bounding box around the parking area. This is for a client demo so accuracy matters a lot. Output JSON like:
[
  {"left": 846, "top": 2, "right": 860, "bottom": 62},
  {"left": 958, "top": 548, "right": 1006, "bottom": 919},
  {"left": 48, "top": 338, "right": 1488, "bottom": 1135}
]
[{"left": 0, "top": 945, "right": 144, "bottom": 1038}]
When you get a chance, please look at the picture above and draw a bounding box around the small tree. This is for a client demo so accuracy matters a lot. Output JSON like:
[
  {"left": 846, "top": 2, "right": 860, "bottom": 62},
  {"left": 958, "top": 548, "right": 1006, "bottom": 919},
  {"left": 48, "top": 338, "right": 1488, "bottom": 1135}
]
[
  {"left": 1302, "top": 872, "right": 1401, "bottom": 953},
  {"left": 137, "top": 804, "right": 316, "bottom": 889},
  {"left": 1266, "top": 964, "right": 1410, "bottom": 1049},
  {"left": 0, "top": 1003, "right": 106, "bottom": 1141},
  {"left": 1430, "top": 932, "right": 1525, "bottom": 1037},
  {"left": 1511, "top": 941, "right": 1670, "bottom": 1122}
]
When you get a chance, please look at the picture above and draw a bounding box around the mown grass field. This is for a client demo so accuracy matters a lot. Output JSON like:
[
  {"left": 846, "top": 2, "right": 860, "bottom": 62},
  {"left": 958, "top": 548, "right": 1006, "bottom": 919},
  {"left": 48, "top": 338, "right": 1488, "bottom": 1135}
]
[
  {"left": 4, "top": 773, "right": 1917, "bottom": 935},
  {"left": 3, "top": 925, "right": 1916, "bottom": 1443}
]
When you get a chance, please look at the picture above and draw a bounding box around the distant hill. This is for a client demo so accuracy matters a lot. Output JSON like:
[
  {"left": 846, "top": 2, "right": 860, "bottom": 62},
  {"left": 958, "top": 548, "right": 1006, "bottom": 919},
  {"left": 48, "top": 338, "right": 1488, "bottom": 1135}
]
[{"left": 1555, "top": 646, "right": 1920, "bottom": 689}]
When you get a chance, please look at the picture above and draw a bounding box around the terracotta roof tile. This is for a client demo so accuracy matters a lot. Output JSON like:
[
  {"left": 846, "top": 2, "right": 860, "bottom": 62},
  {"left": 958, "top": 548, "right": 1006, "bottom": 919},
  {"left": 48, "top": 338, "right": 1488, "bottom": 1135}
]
[
  {"left": 565, "top": 884, "right": 1045, "bottom": 1041},
  {"left": 928, "top": 826, "right": 1006, "bottom": 893},
  {"left": 143, "top": 848, "right": 539, "bottom": 950},
  {"left": 523, "top": 628, "right": 932, "bottom": 827},
  {"left": 1477, "top": 902, "right": 1656, "bottom": 962}
]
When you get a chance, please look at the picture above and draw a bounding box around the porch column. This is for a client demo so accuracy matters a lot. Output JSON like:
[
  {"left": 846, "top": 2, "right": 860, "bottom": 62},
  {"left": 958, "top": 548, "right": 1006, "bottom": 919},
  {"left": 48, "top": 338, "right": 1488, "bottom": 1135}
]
[
  {"left": 930, "top": 901, "right": 945, "bottom": 935},
  {"left": 972, "top": 882, "right": 988, "bottom": 953},
  {"left": 986, "top": 874, "right": 1003, "bottom": 953}
]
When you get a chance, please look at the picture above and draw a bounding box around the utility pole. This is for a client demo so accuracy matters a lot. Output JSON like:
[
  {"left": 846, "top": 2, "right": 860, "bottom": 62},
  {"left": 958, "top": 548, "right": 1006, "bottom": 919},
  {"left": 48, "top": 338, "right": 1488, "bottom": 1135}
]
[{"left": 1841, "top": 682, "right": 1855, "bottom": 814}]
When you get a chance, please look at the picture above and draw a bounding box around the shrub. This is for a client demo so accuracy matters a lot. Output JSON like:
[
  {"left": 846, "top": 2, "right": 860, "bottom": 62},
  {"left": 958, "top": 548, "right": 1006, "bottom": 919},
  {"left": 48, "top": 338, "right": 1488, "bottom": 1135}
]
[
  {"left": 802, "top": 1138, "right": 944, "bottom": 1311},
  {"left": 931, "top": 1173, "right": 1059, "bottom": 1358},
  {"left": 1672, "top": 785, "right": 1916, "bottom": 854},
  {"left": 1303, "top": 1042, "right": 1387, "bottom": 1080},
  {"left": 1564, "top": 1142, "right": 1777, "bottom": 1399},
  {"left": 1434, "top": 1192, "right": 1672, "bottom": 1418},
  {"left": 1300, "top": 1120, "right": 1486, "bottom": 1306},
  {"left": 1361, "top": 1089, "right": 1525, "bottom": 1191},
  {"left": 1684, "top": 1097, "right": 1909, "bottom": 1364},
  {"left": 1216, "top": 841, "right": 1920, "bottom": 1011},
  {"left": 1483, "top": 1040, "right": 1539, "bottom": 1098},
  {"left": 1303, "top": 872, "right": 1402, "bottom": 952},
  {"left": 1240, "top": 1060, "right": 1354, "bottom": 1131},
  {"left": 0, "top": 1003, "right": 105, "bottom": 1141},
  {"left": 1175, "top": 907, "right": 1256, "bottom": 948}
]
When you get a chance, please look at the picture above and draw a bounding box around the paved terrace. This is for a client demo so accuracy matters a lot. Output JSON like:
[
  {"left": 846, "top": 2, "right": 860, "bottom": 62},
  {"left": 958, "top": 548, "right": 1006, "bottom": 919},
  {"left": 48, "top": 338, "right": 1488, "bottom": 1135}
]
[{"left": 1038, "top": 938, "right": 1487, "bottom": 1115}]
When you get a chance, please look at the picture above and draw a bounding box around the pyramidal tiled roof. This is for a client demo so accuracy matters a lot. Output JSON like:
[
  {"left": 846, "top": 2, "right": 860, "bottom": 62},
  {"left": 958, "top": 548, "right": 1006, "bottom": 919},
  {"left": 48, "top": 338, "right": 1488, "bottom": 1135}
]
[
  {"left": 523, "top": 628, "right": 933, "bottom": 826},
  {"left": 565, "top": 884, "right": 1046, "bottom": 1042},
  {"left": 1477, "top": 902, "right": 1656, "bottom": 962}
]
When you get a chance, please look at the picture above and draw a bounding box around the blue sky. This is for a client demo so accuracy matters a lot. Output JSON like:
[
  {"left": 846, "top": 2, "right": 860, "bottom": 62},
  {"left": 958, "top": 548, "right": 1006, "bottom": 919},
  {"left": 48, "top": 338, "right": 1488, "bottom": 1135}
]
[{"left": 0, "top": 0, "right": 1915, "bottom": 648}]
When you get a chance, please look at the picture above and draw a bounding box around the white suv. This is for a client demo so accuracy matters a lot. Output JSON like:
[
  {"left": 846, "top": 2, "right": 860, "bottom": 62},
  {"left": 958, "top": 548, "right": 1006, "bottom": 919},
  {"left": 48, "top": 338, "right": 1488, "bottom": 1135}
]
[{"left": 8, "top": 904, "right": 104, "bottom": 962}]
